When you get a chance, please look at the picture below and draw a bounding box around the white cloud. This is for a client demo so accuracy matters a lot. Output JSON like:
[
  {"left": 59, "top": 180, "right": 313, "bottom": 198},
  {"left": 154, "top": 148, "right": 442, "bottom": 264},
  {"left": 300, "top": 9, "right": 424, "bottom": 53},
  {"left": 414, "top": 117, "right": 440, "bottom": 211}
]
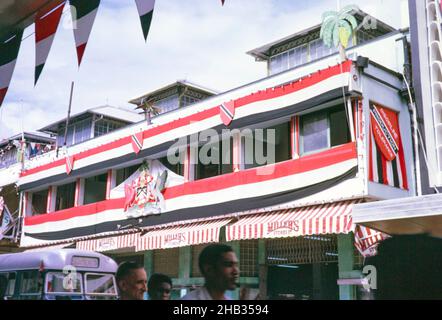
[{"left": 0, "top": 0, "right": 405, "bottom": 140}]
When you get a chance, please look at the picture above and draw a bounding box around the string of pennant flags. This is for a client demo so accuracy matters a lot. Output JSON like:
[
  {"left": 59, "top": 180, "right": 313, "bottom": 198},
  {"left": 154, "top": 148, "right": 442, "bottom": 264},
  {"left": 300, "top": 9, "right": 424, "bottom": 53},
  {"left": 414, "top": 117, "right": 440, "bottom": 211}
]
[{"left": 0, "top": 0, "right": 227, "bottom": 108}]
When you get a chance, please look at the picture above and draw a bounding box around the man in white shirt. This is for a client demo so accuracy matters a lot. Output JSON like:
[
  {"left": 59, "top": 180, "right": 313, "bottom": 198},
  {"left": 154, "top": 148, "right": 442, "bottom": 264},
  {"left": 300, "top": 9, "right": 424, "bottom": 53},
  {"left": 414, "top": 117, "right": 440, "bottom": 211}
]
[{"left": 182, "top": 244, "right": 239, "bottom": 300}]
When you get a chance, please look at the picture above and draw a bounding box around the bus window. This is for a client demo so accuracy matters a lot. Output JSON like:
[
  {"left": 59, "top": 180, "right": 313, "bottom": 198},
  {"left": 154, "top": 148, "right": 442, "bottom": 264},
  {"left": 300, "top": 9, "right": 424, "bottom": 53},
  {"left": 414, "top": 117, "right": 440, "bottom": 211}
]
[
  {"left": 19, "top": 271, "right": 43, "bottom": 299},
  {"left": 45, "top": 272, "right": 82, "bottom": 295},
  {"left": 5, "top": 273, "right": 16, "bottom": 298},
  {"left": 85, "top": 273, "right": 117, "bottom": 300}
]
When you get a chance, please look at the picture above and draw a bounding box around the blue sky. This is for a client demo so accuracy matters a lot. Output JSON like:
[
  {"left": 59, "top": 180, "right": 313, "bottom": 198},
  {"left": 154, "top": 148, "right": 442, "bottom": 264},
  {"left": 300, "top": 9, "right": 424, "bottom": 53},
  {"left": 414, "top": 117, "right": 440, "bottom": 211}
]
[{"left": 0, "top": 0, "right": 408, "bottom": 139}]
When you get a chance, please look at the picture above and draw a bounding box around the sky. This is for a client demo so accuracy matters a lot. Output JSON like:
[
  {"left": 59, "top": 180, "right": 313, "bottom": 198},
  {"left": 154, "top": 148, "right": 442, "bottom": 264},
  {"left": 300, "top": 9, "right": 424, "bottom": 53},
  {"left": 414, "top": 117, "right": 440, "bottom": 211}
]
[{"left": 0, "top": 0, "right": 408, "bottom": 139}]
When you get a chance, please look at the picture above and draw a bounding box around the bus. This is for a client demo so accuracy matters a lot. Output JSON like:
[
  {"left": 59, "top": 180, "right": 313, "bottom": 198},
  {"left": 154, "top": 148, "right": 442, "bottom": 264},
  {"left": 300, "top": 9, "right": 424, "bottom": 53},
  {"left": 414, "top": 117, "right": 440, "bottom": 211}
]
[{"left": 0, "top": 249, "right": 118, "bottom": 300}]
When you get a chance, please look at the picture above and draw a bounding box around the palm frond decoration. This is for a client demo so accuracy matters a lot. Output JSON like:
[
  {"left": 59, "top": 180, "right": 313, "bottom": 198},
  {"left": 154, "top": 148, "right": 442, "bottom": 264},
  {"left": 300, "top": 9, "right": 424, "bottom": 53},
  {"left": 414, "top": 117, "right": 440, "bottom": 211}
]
[
  {"left": 320, "top": 5, "right": 359, "bottom": 60},
  {"left": 137, "top": 97, "right": 161, "bottom": 125}
]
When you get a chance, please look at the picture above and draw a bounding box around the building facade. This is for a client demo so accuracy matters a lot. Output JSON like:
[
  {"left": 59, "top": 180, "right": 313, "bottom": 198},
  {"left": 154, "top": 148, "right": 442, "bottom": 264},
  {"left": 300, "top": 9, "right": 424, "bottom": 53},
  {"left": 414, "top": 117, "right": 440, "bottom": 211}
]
[{"left": 1, "top": 11, "right": 416, "bottom": 300}]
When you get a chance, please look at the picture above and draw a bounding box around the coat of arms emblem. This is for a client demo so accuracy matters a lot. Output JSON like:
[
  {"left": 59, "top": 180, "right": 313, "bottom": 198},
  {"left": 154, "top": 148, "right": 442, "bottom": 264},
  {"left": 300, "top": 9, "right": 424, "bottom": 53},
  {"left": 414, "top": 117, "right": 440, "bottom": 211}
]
[{"left": 124, "top": 162, "right": 168, "bottom": 218}]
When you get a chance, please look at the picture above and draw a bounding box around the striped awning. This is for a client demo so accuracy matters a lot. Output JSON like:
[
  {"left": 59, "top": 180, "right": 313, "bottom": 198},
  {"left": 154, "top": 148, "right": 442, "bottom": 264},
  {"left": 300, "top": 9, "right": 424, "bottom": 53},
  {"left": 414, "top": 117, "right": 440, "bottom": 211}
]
[
  {"left": 76, "top": 233, "right": 138, "bottom": 252},
  {"left": 354, "top": 225, "right": 389, "bottom": 257},
  {"left": 25, "top": 242, "right": 74, "bottom": 252},
  {"left": 136, "top": 219, "right": 232, "bottom": 251},
  {"left": 226, "top": 200, "right": 362, "bottom": 241}
]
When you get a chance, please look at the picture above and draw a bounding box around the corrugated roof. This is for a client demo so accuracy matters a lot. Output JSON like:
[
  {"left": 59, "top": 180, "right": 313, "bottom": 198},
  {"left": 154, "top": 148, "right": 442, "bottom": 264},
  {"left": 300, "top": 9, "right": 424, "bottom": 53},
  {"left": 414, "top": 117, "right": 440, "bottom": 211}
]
[
  {"left": 129, "top": 80, "right": 218, "bottom": 106},
  {"left": 0, "top": 131, "right": 54, "bottom": 147},
  {"left": 39, "top": 105, "right": 144, "bottom": 133}
]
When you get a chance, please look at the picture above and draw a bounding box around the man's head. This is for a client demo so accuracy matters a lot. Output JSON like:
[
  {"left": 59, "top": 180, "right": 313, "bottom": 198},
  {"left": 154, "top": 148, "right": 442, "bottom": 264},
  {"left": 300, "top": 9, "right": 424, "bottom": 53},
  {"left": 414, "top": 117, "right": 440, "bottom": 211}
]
[
  {"left": 116, "top": 261, "right": 147, "bottom": 300},
  {"left": 199, "top": 244, "right": 239, "bottom": 292},
  {"left": 148, "top": 273, "right": 172, "bottom": 300}
]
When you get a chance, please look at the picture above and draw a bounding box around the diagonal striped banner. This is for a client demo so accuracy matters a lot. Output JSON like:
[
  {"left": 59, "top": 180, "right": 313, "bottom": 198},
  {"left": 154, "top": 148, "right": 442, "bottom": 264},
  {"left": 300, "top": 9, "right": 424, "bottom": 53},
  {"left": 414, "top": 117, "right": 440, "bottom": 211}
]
[
  {"left": 131, "top": 132, "right": 144, "bottom": 154},
  {"left": 65, "top": 155, "right": 75, "bottom": 175},
  {"left": 219, "top": 100, "right": 235, "bottom": 126}
]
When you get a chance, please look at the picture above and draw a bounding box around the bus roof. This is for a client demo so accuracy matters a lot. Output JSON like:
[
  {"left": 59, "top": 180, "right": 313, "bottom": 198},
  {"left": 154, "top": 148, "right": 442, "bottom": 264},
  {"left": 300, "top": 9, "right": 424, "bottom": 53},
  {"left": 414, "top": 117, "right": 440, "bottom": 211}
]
[{"left": 0, "top": 249, "right": 118, "bottom": 273}]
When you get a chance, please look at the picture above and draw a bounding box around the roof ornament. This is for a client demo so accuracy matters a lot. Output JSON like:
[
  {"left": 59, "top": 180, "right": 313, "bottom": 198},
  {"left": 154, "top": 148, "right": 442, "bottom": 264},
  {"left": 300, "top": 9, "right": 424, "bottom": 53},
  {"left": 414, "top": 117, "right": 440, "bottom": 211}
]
[
  {"left": 320, "top": 4, "right": 359, "bottom": 62},
  {"left": 137, "top": 97, "right": 161, "bottom": 125}
]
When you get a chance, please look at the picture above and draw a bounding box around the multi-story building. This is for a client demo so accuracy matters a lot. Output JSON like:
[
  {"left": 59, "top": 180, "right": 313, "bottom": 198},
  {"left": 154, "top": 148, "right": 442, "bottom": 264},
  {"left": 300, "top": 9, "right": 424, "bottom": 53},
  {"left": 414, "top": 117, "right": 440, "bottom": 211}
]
[
  {"left": 0, "top": 132, "right": 54, "bottom": 253},
  {"left": 7, "top": 10, "right": 415, "bottom": 300},
  {"left": 353, "top": 2, "right": 442, "bottom": 240}
]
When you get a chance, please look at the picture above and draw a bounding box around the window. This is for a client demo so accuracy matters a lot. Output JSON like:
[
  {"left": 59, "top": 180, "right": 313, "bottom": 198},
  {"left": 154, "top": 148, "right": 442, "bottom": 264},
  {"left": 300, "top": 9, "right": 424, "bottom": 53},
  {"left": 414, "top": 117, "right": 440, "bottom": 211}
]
[
  {"left": 155, "top": 94, "right": 179, "bottom": 114},
  {"left": 0, "top": 272, "right": 16, "bottom": 298},
  {"left": 269, "top": 38, "right": 344, "bottom": 75},
  {"left": 300, "top": 104, "right": 351, "bottom": 155},
  {"left": 244, "top": 122, "right": 291, "bottom": 169},
  {"left": 196, "top": 137, "right": 233, "bottom": 180},
  {"left": 181, "top": 95, "right": 200, "bottom": 108},
  {"left": 85, "top": 273, "right": 117, "bottom": 298},
  {"left": 159, "top": 155, "right": 184, "bottom": 176},
  {"left": 84, "top": 173, "right": 108, "bottom": 205},
  {"left": 116, "top": 165, "right": 139, "bottom": 186},
  {"left": 45, "top": 272, "right": 82, "bottom": 295},
  {"left": 31, "top": 189, "right": 48, "bottom": 215},
  {"left": 94, "top": 119, "right": 124, "bottom": 138},
  {"left": 19, "top": 271, "right": 43, "bottom": 298},
  {"left": 55, "top": 182, "right": 76, "bottom": 211},
  {"left": 57, "top": 119, "right": 93, "bottom": 147}
]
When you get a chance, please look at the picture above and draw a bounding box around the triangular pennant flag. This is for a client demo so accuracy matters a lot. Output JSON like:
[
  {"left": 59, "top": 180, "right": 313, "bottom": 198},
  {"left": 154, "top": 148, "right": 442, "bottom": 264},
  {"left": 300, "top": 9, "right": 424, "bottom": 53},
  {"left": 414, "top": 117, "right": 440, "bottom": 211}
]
[
  {"left": 0, "top": 31, "right": 24, "bottom": 107},
  {"left": 69, "top": 0, "right": 100, "bottom": 66},
  {"left": 131, "top": 132, "right": 144, "bottom": 154},
  {"left": 221, "top": 0, "right": 225, "bottom": 5},
  {"left": 219, "top": 101, "right": 235, "bottom": 126},
  {"left": 66, "top": 155, "right": 75, "bottom": 175},
  {"left": 35, "top": 1, "right": 66, "bottom": 85},
  {"left": 135, "top": 0, "right": 155, "bottom": 41}
]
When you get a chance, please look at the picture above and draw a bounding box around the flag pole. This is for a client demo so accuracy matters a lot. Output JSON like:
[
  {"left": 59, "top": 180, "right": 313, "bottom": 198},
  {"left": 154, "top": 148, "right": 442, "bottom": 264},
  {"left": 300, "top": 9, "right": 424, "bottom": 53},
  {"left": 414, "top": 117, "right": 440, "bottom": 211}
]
[{"left": 63, "top": 81, "right": 75, "bottom": 148}]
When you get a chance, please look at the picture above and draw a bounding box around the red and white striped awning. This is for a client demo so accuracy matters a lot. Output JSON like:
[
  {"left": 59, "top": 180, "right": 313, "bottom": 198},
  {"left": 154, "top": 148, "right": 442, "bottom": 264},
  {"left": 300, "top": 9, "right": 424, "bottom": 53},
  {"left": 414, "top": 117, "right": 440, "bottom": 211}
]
[
  {"left": 25, "top": 242, "right": 74, "bottom": 252},
  {"left": 76, "top": 233, "right": 138, "bottom": 252},
  {"left": 136, "top": 219, "right": 232, "bottom": 251},
  {"left": 354, "top": 225, "right": 389, "bottom": 257},
  {"left": 226, "top": 200, "right": 362, "bottom": 241}
]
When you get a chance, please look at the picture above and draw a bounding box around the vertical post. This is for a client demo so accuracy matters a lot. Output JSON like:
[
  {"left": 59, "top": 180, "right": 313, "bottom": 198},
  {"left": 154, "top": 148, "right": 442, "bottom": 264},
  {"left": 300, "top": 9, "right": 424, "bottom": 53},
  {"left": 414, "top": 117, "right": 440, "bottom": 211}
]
[
  {"left": 46, "top": 186, "right": 52, "bottom": 213},
  {"left": 258, "top": 239, "right": 267, "bottom": 300},
  {"left": 294, "top": 117, "right": 300, "bottom": 159},
  {"left": 106, "top": 169, "right": 115, "bottom": 200},
  {"left": 338, "top": 234, "right": 356, "bottom": 300},
  {"left": 178, "top": 246, "right": 192, "bottom": 298},
  {"left": 143, "top": 251, "right": 153, "bottom": 279},
  {"left": 47, "top": 186, "right": 57, "bottom": 213},
  {"left": 230, "top": 242, "right": 240, "bottom": 300},
  {"left": 232, "top": 131, "right": 242, "bottom": 172},
  {"left": 74, "top": 178, "right": 81, "bottom": 206},
  {"left": 63, "top": 81, "right": 75, "bottom": 147}
]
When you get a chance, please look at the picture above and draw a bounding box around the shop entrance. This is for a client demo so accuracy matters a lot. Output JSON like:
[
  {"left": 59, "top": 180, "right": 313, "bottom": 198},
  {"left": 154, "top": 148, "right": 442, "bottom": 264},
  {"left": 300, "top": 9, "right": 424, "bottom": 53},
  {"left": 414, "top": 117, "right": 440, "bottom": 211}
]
[
  {"left": 267, "top": 263, "right": 338, "bottom": 300},
  {"left": 266, "top": 236, "right": 339, "bottom": 300}
]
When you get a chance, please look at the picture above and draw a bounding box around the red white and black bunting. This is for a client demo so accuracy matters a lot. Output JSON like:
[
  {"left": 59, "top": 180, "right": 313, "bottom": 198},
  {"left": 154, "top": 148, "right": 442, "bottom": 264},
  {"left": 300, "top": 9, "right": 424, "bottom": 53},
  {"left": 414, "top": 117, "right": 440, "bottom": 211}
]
[
  {"left": 0, "top": 31, "right": 23, "bottom": 108},
  {"left": 21, "top": 143, "right": 358, "bottom": 247},
  {"left": 34, "top": 1, "right": 65, "bottom": 85},
  {"left": 19, "top": 61, "right": 354, "bottom": 189}
]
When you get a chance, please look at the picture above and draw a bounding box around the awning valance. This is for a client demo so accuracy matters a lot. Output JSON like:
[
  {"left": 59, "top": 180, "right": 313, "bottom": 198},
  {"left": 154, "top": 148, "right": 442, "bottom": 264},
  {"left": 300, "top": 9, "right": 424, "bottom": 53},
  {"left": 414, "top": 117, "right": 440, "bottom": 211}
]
[
  {"left": 226, "top": 200, "right": 361, "bottom": 241},
  {"left": 25, "top": 242, "right": 74, "bottom": 252},
  {"left": 76, "top": 233, "right": 138, "bottom": 252},
  {"left": 136, "top": 219, "right": 232, "bottom": 251}
]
